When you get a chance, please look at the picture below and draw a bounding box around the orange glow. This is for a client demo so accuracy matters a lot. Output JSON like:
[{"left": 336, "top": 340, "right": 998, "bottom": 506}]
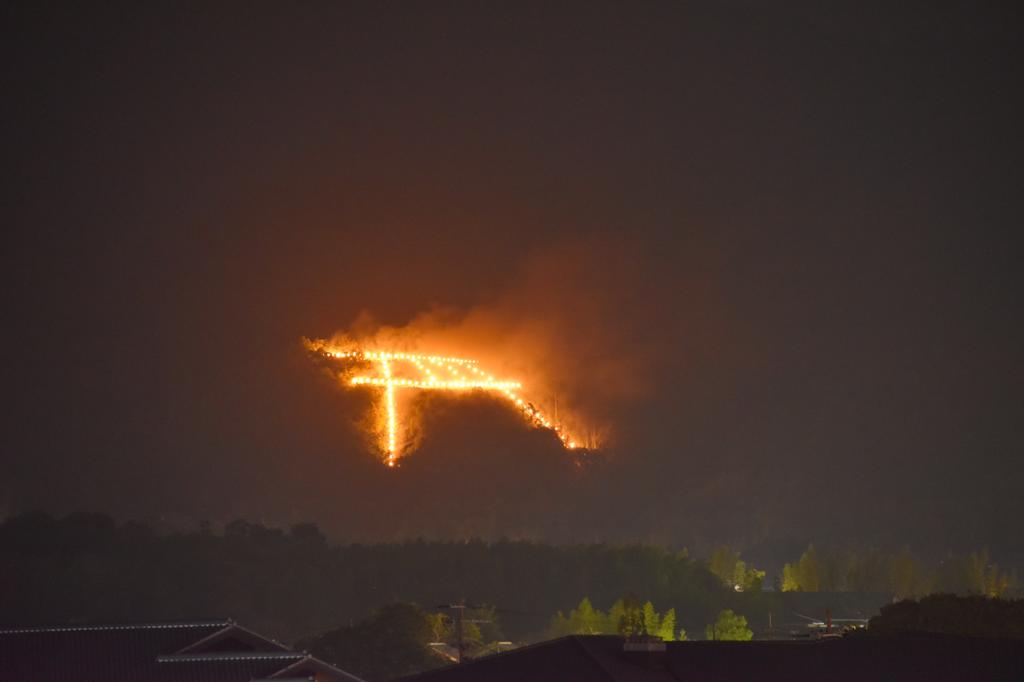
[
  {"left": 305, "top": 341, "right": 586, "bottom": 465},
  {"left": 380, "top": 355, "right": 398, "bottom": 465}
]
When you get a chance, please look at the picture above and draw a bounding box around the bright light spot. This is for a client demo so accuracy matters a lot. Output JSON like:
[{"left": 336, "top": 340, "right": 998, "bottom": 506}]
[{"left": 308, "top": 343, "right": 587, "bottom": 466}]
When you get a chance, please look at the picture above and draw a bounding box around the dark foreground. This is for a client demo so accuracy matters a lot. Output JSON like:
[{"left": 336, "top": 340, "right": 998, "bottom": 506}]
[
  {"left": 4, "top": 620, "right": 1022, "bottom": 682},
  {"left": 398, "top": 634, "right": 1024, "bottom": 682}
]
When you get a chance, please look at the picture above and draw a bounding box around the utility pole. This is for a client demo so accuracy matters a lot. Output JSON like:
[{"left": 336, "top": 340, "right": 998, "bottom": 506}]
[
  {"left": 436, "top": 602, "right": 490, "bottom": 664},
  {"left": 454, "top": 604, "right": 464, "bottom": 663}
]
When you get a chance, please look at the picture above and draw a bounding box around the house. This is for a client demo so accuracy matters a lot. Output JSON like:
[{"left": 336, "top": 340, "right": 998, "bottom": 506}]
[
  {"left": 0, "top": 619, "right": 363, "bottom": 682},
  {"left": 393, "top": 633, "right": 1024, "bottom": 682}
]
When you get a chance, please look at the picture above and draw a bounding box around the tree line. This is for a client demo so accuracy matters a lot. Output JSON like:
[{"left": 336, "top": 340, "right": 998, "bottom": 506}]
[
  {"left": 292, "top": 591, "right": 1024, "bottom": 680},
  {"left": 299, "top": 597, "right": 758, "bottom": 680},
  {"left": 0, "top": 512, "right": 724, "bottom": 642},
  {"left": 779, "top": 544, "right": 1018, "bottom": 598},
  {"left": 547, "top": 595, "right": 754, "bottom": 642},
  {"left": 1, "top": 512, "right": 1018, "bottom": 645}
]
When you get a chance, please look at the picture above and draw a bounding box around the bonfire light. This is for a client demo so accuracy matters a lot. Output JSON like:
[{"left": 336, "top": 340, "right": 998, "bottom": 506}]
[{"left": 306, "top": 343, "right": 582, "bottom": 466}]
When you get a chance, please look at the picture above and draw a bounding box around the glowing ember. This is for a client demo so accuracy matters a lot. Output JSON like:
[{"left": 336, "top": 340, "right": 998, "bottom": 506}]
[{"left": 305, "top": 341, "right": 583, "bottom": 465}]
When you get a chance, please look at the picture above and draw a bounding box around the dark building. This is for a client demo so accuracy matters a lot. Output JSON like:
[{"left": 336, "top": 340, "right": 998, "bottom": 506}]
[
  {"left": 0, "top": 619, "right": 363, "bottom": 682},
  {"left": 395, "top": 634, "right": 1024, "bottom": 682}
]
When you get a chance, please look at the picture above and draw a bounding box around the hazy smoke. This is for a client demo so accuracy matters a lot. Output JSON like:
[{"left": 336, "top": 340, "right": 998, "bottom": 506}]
[{"left": 314, "top": 237, "right": 661, "bottom": 458}]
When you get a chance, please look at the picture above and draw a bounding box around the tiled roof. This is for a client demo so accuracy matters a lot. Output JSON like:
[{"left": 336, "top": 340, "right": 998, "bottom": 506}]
[
  {"left": 271, "top": 654, "right": 366, "bottom": 682},
  {"left": 0, "top": 620, "right": 231, "bottom": 681},
  {"left": 173, "top": 623, "right": 291, "bottom": 655},
  {"left": 159, "top": 651, "right": 306, "bottom": 663},
  {"left": 152, "top": 652, "right": 306, "bottom": 682},
  {"left": 0, "top": 620, "right": 363, "bottom": 682},
  {"left": 0, "top": 621, "right": 231, "bottom": 634},
  {"left": 153, "top": 652, "right": 364, "bottom": 682}
]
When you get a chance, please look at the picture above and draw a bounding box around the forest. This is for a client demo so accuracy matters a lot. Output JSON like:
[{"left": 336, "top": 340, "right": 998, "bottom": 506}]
[{"left": 1, "top": 512, "right": 1018, "bottom": 645}]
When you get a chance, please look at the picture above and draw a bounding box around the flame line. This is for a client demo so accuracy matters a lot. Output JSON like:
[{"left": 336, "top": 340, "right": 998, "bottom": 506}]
[
  {"left": 311, "top": 345, "right": 583, "bottom": 462},
  {"left": 380, "top": 356, "right": 397, "bottom": 466}
]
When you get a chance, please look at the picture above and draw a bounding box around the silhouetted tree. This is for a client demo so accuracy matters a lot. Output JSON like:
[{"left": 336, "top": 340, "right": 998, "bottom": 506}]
[
  {"left": 869, "top": 594, "right": 1024, "bottom": 639},
  {"left": 302, "top": 603, "right": 440, "bottom": 681}
]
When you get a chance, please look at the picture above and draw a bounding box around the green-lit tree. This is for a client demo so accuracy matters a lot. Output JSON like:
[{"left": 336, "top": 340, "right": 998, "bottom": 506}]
[
  {"left": 548, "top": 610, "right": 573, "bottom": 637},
  {"left": 705, "top": 609, "right": 753, "bottom": 641},
  {"left": 708, "top": 546, "right": 765, "bottom": 592},
  {"left": 605, "top": 598, "right": 626, "bottom": 635},
  {"left": 951, "top": 548, "right": 1017, "bottom": 597},
  {"left": 464, "top": 604, "right": 502, "bottom": 644},
  {"left": 658, "top": 608, "right": 676, "bottom": 641},
  {"left": 736, "top": 561, "right": 766, "bottom": 592},
  {"left": 782, "top": 544, "right": 823, "bottom": 592},
  {"left": 617, "top": 595, "right": 644, "bottom": 636},
  {"left": 641, "top": 601, "right": 660, "bottom": 636},
  {"left": 548, "top": 597, "right": 607, "bottom": 636},
  {"left": 425, "top": 612, "right": 448, "bottom": 642},
  {"left": 549, "top": 598, "right": 685, "bottom": 641},
  {"left": 888, "top": 546, "right": 928, "bottom": 598},
  {"left": 569, "top": 597, "right": 604, "bottom": 634}
]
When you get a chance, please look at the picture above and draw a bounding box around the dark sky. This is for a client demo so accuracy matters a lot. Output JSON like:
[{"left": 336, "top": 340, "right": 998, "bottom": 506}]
[{"left": 3, "top": 2, "right": 1021, "bottom": 559}]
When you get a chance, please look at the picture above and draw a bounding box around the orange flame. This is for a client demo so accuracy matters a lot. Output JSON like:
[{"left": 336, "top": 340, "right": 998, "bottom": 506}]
[{"left": 305, "top": 340, "right": 584, "bottom": 465}]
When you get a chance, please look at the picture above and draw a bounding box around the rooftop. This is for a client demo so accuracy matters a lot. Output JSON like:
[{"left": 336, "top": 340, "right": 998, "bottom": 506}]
[
  {"left": 395, "top": 634, "right": 1024, "bottom": 682},
  {"left": 0, "top": 619, "right": 361, "bottom": 682}
]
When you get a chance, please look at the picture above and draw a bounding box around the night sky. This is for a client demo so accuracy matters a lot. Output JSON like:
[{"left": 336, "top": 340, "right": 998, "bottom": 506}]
[{"left": 3, "top": 2, "right": 1021, "bottom": 559}]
